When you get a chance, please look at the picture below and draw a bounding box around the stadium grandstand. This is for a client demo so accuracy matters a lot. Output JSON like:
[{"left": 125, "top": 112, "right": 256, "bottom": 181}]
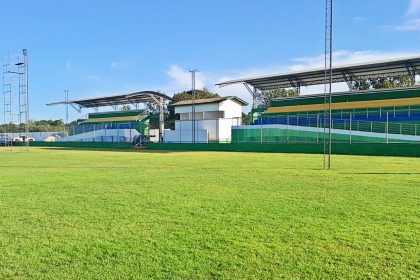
[
  {"left": 47, "top": 91, "right": 171, "bottom": 146},
  {"left": 218, "top": 56, "right": 420, "bottom": 145}
]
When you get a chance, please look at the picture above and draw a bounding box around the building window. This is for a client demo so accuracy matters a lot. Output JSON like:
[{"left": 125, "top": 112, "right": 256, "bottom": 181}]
[
  {"left": 180, "top": 113, "right": 190, "bottom": 120},
  {"left": 204, "top": 111, "right": 224, "bottom": 119}
]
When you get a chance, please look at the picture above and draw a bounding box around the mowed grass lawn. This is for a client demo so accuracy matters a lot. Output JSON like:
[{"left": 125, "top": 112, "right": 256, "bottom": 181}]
[{"left": 0, "top": 148, "right": 419, "bottom": 279}]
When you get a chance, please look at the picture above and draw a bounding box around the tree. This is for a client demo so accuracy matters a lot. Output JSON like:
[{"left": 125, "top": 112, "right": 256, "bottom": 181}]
[
  {"left": 257, "top": 88, "right": 299, "bottom": 109},
  {"left": 354, "top": 75, "right": 413, "bottom": 91},
  {"left": 121, "top": 105, "right": 131, "bottom": 111},
  {"left": 169, "top": 88, "right": 220, "bottom": 105},
  {"left": 0, "top": 119, "right": 66, "bottom": 133}
]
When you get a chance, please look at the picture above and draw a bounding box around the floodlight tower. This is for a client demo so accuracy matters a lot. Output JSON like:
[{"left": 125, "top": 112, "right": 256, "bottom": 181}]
[
  {"left": 189, "top": 69, "right": 198, "bottom": 143},
  {"left": 2, "top": 49, "right": 29, "bottom": 151},
  {"left": 64, "top": 89, "right": 69, "bottom": 125},
  {"left": 323, "top": 0, "right": 333, "bottom": 170}
]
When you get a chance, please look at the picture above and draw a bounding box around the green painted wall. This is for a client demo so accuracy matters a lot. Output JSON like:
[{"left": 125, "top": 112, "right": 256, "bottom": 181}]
[
  {"left": 88, "top": 110, "right": 145, "bottom": 119},
  {"left": 231, "top": 127, "right": 417, "bottom": 143},
  {"left": 149, "top": 142, "right": 420, "bottom": 157}
]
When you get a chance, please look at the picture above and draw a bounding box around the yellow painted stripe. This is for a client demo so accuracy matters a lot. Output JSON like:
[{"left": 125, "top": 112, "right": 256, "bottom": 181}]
[
  {"left": 81, "top": 115, "right": 143, "bottom": 123},
  {"left": 265, "top": 97, "right": 420, "bottom": 114}
]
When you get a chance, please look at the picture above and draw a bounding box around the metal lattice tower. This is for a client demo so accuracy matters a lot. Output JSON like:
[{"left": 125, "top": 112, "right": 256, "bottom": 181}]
[
  {"left": 2, "top": 53, "right": 13, "bottom": 149},
  {"left": 2, "top": 49, "right": 29, "bottom": 151},
  {"left": 323, "top": 0, "right": 333, "bottom": 170}
]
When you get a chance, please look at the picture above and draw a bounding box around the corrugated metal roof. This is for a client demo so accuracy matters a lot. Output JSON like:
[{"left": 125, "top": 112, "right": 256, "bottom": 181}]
[
  {"left": 171, "top": 96, "right": 248, "bottom": 106},
  {"left": 216, "top": 56, "right": 420, "bottom": 90},
  {"left": 47, "top": 91, "right": 171, "bottom": 108}
]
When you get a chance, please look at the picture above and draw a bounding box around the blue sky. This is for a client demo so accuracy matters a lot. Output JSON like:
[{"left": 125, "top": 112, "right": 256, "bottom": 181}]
[{"left": 1, "top": 0, "right": 420, "bottom": 120}]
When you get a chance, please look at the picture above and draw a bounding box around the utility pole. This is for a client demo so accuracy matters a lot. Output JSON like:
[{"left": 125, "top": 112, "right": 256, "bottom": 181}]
[
  {"left": 64, "top": 89, "right": 69, "bottom": 126},
  {"left": 189, "top": 69, "right": 198, "bottom": 143},
  {"left": 323, "top": 0, "right": 333, "bottom": 170}
]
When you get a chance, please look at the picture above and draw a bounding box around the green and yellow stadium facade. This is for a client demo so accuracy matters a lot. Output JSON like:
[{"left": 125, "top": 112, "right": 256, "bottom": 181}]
[
  {"left": 72, "top": 110, "right": 151, "bottom": 136},
  {"left": 232, "top": 87, "right": 420, "bottom": 144}
]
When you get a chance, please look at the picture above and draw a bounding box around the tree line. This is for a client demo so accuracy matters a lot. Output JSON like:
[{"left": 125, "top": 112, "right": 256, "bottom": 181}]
[{"left": 0, "top": 120, "right": 66, "bottom": 133}]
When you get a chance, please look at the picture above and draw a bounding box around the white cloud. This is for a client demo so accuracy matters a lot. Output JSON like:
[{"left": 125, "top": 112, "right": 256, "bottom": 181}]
[
  {"left": 354, "top": 16, "right": 367, "bottom": 23},
  {"left": 166, "top": 65, "right": 205, "bottom": 90},
  {"left": 109, "top": 60, "right": 135, "bottom": 70},
  {"left": 384, "top": 18, "right": 420, "bottom": 31},
  {"left": 407, "top": 0, "right": 420, "bottom": 15},
  {"left": 384, "top": 0, "right": 420, "bottom": 32},
  {"left": 290, "top": 50, "right": 420, "bottom": 71}
]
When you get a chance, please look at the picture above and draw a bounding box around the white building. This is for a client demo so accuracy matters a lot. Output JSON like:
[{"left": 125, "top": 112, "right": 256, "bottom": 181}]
[{"left": 164, "top": 96, "right": 248, "bottom": 143}]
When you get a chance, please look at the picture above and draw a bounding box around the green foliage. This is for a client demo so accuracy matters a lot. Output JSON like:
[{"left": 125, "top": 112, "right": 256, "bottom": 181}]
[
  {"left": 354, "top": 75, "right": 413, "bottom": 90},
  {"left": 0, "top": 119, "right": 65, "bottom": 133},
  {"left": 0, "top": 149, "right": 419, "bottom": 279},
  {"left": 120, "top": 105, "right": 131, "bottom": 111},
  {"left": 241, "top": 112, "right": 253, "bottom": 125},
  {"left": 170, "top": 88, "right": 220, "bottom": 105},
  {"left": 258, "top": 88, "right": 299, "bottom": 109}
]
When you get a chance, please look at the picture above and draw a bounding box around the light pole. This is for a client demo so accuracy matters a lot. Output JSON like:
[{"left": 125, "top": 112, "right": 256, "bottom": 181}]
[
  {"left": 64, "top": 90, "right": 69, "bottom": 127},
  {"left": 324, "top": 0, "right": 333, "bottom": 170},
  {"left": 189, "top": 69, "right": 198, "bottom": 143}
]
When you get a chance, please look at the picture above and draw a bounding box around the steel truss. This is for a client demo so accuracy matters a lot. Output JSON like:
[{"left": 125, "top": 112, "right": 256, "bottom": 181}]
[{"left": 2, "top": 49, "right": 29, "bottom": 151}]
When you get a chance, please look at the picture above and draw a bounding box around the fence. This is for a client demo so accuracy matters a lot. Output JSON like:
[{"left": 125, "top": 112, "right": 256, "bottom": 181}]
[
  {"left": 62, "top": 122, "right": 140, "bottom": 145},
  {"left": 3, "top": 109, "right": 419, "bottom": 146},
  {"left": 162, "top": 112, "right": 420, "bottom": 144},
  {"left": 233, "top": 112, "right": 420, "bottom": 144}
]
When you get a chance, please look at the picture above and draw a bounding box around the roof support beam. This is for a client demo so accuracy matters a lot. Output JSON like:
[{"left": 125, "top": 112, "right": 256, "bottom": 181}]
[
  {"left": 342, "top": 72, "right": 356, "bottom": 91},
  {"left": 69, "top": 103, "right": 82, "bottom": 113},
  {"left": 243, "top": 83, "right": 259, "bottom": 109},
  {"left": 148, "top": 94, "right": 165, "bottom": 143},
  {"left": 406, "top": 63, "right": 417, "bottom": 86},
  {"left": 288, "top": 77, "right": 301, "bottom": 94}
]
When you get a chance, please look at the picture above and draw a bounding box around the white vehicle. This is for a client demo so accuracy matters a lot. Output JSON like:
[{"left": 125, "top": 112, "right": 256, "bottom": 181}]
[{"left": 12, "top": 136, "right": 35, "bottom": 142}]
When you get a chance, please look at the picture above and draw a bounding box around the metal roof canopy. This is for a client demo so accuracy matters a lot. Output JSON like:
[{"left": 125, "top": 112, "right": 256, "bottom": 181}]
[
  {"left": 47, "top": 90, "right": 171, "bottom": 143},
  {"left": 47, "top": 91, "right": 171, "bottom": 109},
  {"left": 216, "top": 56, "right": 420, "bottom": 92}
]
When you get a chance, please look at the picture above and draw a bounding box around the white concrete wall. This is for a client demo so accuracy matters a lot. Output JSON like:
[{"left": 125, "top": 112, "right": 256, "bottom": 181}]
[
  {"left": 218, "top": 118, "right": 242, "bottom": 142},
  {"left": 175, "top": 120, "right": 220, "bottom": 141},
  {"left": 219, "top": 99, "right": 243, "bottom": 118},
  {"left": 164, "top": 130, "right": 208, "bottom": 143},
  {"left": 175, "top": 103, "right": 220, "bottom": 114},
  {"left": 167, "top": 98, "right": 244, "bottom": 142},
  {"left": 58, "top": 129, "right": 139, "bottom": 142}
]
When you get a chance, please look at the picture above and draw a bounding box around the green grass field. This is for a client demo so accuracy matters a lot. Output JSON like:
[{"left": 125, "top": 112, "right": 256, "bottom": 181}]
[{"left": 0, "top": 147, "right": 419, "bottom": 279}]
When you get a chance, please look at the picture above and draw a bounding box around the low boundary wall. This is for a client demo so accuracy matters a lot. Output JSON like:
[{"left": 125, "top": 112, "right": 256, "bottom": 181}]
[
  {"left": 14, "top": 141, "right": 131, "bottom": 149},
  {"left": 149, "top": 142, "right": 420, "bottom": 157},
  {"left": 11, "top": 141, "right": 420, "bottom": 157}
]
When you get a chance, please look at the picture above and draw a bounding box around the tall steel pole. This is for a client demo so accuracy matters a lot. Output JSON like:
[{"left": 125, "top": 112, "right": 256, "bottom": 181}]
[
  {"left": 189, "top": 69, "right": 198, "bottom": 143},
  {"left": 324, "top": 0, "right": 333, "bottom": 170},
  {"left": 64, "top": 90, "right": 69, "bottom": 126},
  {"left": 23, "top": 49, "right": 29, "bottom": 151}
]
